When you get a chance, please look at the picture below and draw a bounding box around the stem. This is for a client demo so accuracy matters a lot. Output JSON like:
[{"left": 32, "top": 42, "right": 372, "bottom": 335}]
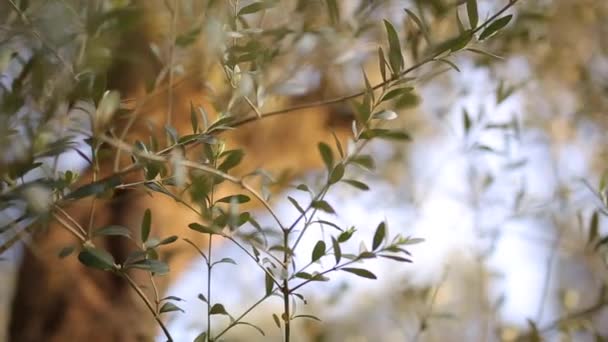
[
  {"left": 207, "top": 235, "right": 213, "bottom": 340},
  {"left": 123, "top": 273, "right": 173, "bottom": 341},
  {"left": 282, "top": 230, "right": 290, "bottom": 342}
]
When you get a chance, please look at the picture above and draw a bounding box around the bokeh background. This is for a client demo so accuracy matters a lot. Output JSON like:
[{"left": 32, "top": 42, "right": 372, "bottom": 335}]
[{"left": 1, "top": 0, "right": 608, "bottom": 341}]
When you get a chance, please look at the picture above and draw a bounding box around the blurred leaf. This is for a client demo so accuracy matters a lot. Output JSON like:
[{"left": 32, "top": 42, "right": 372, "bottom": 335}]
[
  {"left": 341, "top": 267, "right": 377, "bottom": 279},
  {"left": 466, "top": 0, "right": 479, "bottom": 29},
  {"left": 127, "top": 259, "right": 169, "bottom": 275},
  {"left": 318, "top": 142, "right": 334, "bottom": 171},
  {"left": 342, "top": 179, "right": 370, "bottom": 191},
  {"left": 311, "top": 200, "right": 335, "bottom": 214},
  {"left": 159, "top": 302, "right": 184, "bottom": 314},
  {"left": 209, "top": 303, "right": 229, "bottom": 315},
  {"left": 326, "top": 0, "right": 340, "bottom": 24},
  {"left": 312, "top": 240, "right": 326, "bottom": 262},
  {"left": 332, "top": 237, "right": 341, "bottom": 264},
  {"left": 78, "top": 246, "right": 115, "bottom": 271},
  {"left": 239, "top": 1, "right": 275, "bottom": 16},
  {"left": 329, "top": 163, "right": 345, "bottom": 185},
  {"left": 94, "top": 225, "right": 131, "bottom": 238},
  {"left": 141, "top": 209, "right": 151, "bottom": 243},
  {"left": 372, "top": 222, "right": 386, "bottom": 250},
  {"left": 383, "top": 19, "right": 404, "bottom": 74},
  {"left": 479, "top": 15, "right": 513, "bottom": 41},
  {"left": 217, "top": 194, "right": 251, "bottom": 204}
]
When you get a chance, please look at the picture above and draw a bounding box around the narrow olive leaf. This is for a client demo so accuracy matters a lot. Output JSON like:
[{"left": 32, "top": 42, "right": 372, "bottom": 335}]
[
  {"left": 218, "top": 149, "right": 244, "bottom": 172},
  {"left": 188, "top": 223, "right": 221, "bottom": 235},
  {"left": 233, "top": 322, "right": 266, "bottom": 336},
  {"left": 190, "top": 102, "right": 198, "bottom": 133},
  {"left": 209, "top": 303, "right": 229, "bottom": 315},
  {"left": 217, "top": 194, "right": 251, "bottom": 204},
  {"left": 338, "top": 228, "right": 355, "bottom": 242},
  {"left": 341, "top": 267, "right": 377, "bottom": 279},
  {"left": 326, "top": 0, "right": 340, "bottom": 24},
  {"left": 159, "top": 302, "right": 184, "bottom": 314},
  {"left": 463, "top": 108, "right": 472, "bottom": 134},
  {"left": 311, "top": 200, "right": 336, "bottom": 214},
  {"left": 466, "top": 0, "right": 479, "bottom": 29},
  {"left": 265, "top": 269, "right": 274, "bottom": 296},
  {"left": 372, "top": 222, "right": 386, "bottom": 250},
  {"left": 359, "top": 129, "right": 411, "bottom": 141},
  {"left": 318, "top": 142, "right": 334, "bottom": 171},
  {"left": 378, "top": 47, "right": 387, "bottom": 83},
  {"left": 214, "top": 257, "right": 237, "bottom": 266},
  {"left": 329, "top": 163, "right": 345, "bottom": 184},
  {"left": 342, "top": 179, "right": 370, "bottom": 191},
  {"left": 78, "top": 246, "right": 115, "bottom": 271},
  {"left": 58, "top": 246, "right": 75, "bottom": 258},
  {"left": 160, "top": 296, "right": 184, "bottom": 302},
  {"left": 66, "top": 175, "right": 121, "bottom": 200},
  {"left": 198, "top": 293, "right": 208, "bottom": 303},
  {"left": 479, "top": 15, "right": 513, "bottom": 41},
  {"left": 312, "top": 219, "right": 344, "bottom": 231},
  {"left": 127, "top": 259, "right": 170, "bottom": 275},
  {"left": 466, "top": 47, "right": 504, "bottom": 60},
  {"left": 141, "top": 209, "right": 151, "bottom": 243},
  {"left": 287, "top": 196, "right": 305, "bottom": 214},
  {"left": 379, "top": 254, "right": 412, "bottom": 263},
  {"left": 395, "top": 92, "right": 420, "bottom": 109},
  {"left": 589, "top": 211, "right": 600, "bottom": 245},
  {"left": 404, "top": 8, "right": 430, "bottom": 44},
  {"left": 332, "top": 237, "right": 341, "bottom": 264},
  {"left": 349, "top": 155, "right": 375, "bottom": 170},
  {"left": 362, "top": 68, "right": 375, "bottom": 103},
  {"left": 331, "top": 131, "right": 344, "bottom": 158},
  {"left": 272, "top": 313, "right": 281, "bottom": 328},
  {"left": 156, "top": 235, "right": 178, "bottom": 246},
  {"left": 94, "top": 225, "right": 132, "bottom": 238},
  {"left": 383, "top": 19, "right": 404, "bottom": 74},
  {"left": 238, "top": 1, "right": 274, "bottom": 16},
  {"left": 293, "top": 314, "right": 322, "bottom": 322},
  {"left": 456, "top": 8, "right": 466, "bottom": 33},
  {"left": 435, "top": 58, "right": 460, "bottom": 72},
  {"left": 380, "top": 87, "right": 414, "bottom": 103},
  {"left": 312, "top": 240, "right": 326, "bottom": 262}
]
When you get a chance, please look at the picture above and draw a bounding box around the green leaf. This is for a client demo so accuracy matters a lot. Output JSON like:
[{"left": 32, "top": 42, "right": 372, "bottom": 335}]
[
  {"left": 272, "top": 313, "right": 281, "bottom": 328},
  {"left": 159, "top": 302, "right": 184, "bottom": 314},
  {"left": 463, "top": 108, "right": 472, "bottom": 134},
  {"left": 404, "top": 9, "right": 430, "bottom": 44},
  {"left": 238, "top": 1, "right": 275, "bottom": 16},
  {"left": 329, "top": 163, "right": 345, "bottom": 185},
  {"left": 78, "top": 246, "right": 115, "bottom": 271},
  {"left": 217, "top": 194, "right": 251, "bottom": 204},
  {"left": 373, "top": 222, "right": 386, "bottom": 250},
  {"left": 479, "top": 15, "right": 513, "bottom": 41},
  {"left": 127, "top": 259, "right": 170, "bottom": 275},
  {"left": 209, "top": 303, "right": 229, "bottom": 315},
  {"left": 218, "top": 149, "right": 244, "bottom": 172},
  {"left": 311, "top": 200, "right": 335, "bottom": 214},
  {"left": 359, "top": 129, "right": 411, "bottom": 141},
  {"left": 435, "top": 58, "right": 460, "bottom": 72},
  {"left": 265, "top": 269, "right": 274, "bottom": 296},
  {"left": 287, "top": 196, "right": 305, "bottom": 214},
  {"left": 332, "top": 131, "right": 345, "bottom": 158},
  {"left": 341, "top": 267, "right": 377, "bottom": 279},
  {"left": 141, "top": 209, "right": 151, "bottom": 243},
  {"left": 342, "top": 179, "right": 370, "bottom": 191},
  {"left": 379, "top": 254, "right": 412, "bottom": 263},
  {"left": 94, "top": 225, "right": 132, "bottom": 238},
  {"left": 378, "top": 47, "right": 387, "bottom": 83},
  {"left": 380, "top": 87, "right": 414, "bottom": 103},
  {"left": 349, "top": 155, "right": 375, "bottom": 170},
  {"left": 318, "top": 142, "right": 334, "bottom": 171},
  {"left": 66, "top": 175, "right": 121, "bottom": 200},
  {"left": 332, "top": 237, "right": 341, "bottom": 264},
  {"left": 213, "top": 257, "right": 237, "bottom": 266},
  {"left": 188, "top": 223, "right": 221, "bottom": 235},
  {"left": 312, "top": 240, "right": 326, "bottom": 262},
  {"left": 190, "top": 102, "right": 199, "bottom": 133},
  {"left": 466, "top": 0, "right": 479, "bottom": 29},
  {"left": 293, "top": 314, "right": 322, "bottom": 322},
  {"left": 383, "top": 19, "right": 404, "bottom": 74},
  {"left": 338, "top": 227, "right": 355, "bottom": 243},
  {"left": 395, "top": 92, "right": 421, "bottom": 109},
  {"left": 589, "top": 211, "right": 600, "bottom": 245}
]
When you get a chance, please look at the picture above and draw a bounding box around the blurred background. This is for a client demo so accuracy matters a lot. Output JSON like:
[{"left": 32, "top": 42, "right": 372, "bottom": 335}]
[{"left": 1, "top": 0, "right": 608, "bottom": 341}]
